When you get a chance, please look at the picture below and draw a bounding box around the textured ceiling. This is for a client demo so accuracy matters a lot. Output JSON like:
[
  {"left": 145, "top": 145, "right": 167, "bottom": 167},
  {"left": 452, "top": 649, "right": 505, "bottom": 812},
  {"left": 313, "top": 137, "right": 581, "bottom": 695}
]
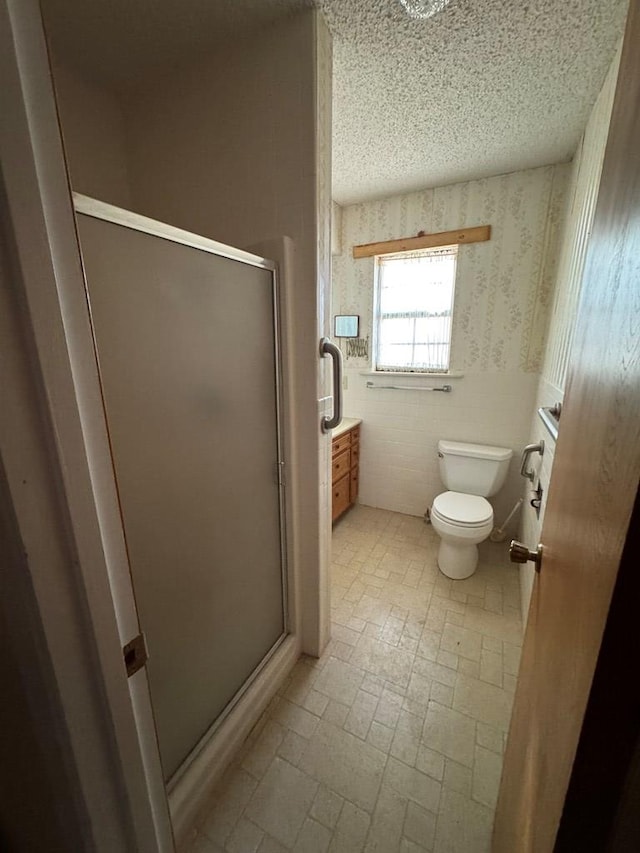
[
  {"left": 41, "top": 0, "right": 627, "bottom": 205},
  {"left": 321, "top": 0, "right": 628, "bottom": 203}
]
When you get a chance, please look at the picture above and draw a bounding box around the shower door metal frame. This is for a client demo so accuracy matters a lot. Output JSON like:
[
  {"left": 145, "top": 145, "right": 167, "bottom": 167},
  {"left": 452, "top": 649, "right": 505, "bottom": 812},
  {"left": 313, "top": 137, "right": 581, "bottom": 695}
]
[{"left": 73, "top": 193, "right": 290, "bottom": 788}]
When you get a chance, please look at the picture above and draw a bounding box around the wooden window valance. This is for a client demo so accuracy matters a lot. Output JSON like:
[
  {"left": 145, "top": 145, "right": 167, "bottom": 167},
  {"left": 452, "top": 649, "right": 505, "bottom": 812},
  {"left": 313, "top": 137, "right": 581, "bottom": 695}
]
[{"left": 352, "top": 224, "right": 490, "bottom": 259}]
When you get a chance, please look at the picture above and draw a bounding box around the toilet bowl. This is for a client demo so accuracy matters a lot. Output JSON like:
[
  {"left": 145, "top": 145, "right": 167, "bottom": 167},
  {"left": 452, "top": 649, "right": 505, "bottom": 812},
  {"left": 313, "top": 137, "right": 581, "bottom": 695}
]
[
  {"left": 431, "top": 440, "right": 513, "bottom": 580},
  {"left": 431, "top": 491, "right": 494, "bottom": 579}
]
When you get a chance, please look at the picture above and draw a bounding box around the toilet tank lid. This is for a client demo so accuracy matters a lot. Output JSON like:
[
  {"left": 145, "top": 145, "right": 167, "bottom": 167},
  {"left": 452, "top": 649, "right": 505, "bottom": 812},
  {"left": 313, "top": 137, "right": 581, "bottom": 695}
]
[{"left": 438, "top": 440, "right": 512, "bottom": 461}]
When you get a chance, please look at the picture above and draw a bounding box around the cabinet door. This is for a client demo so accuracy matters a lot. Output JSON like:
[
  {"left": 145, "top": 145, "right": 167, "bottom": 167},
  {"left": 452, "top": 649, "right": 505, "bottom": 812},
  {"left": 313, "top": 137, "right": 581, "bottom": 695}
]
[
  {"left": 332, "top": 432, "right": 351, "bottom": 458},
  {"left": 350, "top": 468, "right": 359, "bottom": 503},
  {"left": 332, "top": 474, "right": 351, "bottom": 521},
  {"left": 350, "top": 442, "right": 360, "bottom": 471},
  {"left": 332, "top": 448, "right": 351, "bottom": 483}
]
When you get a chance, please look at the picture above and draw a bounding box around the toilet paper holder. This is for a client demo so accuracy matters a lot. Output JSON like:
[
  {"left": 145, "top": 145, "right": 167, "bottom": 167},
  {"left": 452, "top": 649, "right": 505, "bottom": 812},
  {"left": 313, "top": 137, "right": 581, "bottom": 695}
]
[{"left": 520, "top": 440, "right": 544, "bottom": 482}]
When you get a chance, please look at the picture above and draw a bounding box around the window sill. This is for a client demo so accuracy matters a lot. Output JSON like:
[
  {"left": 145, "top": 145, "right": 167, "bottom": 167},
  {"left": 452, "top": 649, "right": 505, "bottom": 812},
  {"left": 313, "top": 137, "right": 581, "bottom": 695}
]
[{"left": 359, "top": 370, "right": 465, "bottom": 378}]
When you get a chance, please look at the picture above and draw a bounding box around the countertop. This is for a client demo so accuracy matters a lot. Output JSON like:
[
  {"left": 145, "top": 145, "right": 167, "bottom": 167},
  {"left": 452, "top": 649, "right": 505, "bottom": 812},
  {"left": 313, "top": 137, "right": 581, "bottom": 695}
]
[{"left": 332, "top": 417, "right": 362, "bottom": 439}]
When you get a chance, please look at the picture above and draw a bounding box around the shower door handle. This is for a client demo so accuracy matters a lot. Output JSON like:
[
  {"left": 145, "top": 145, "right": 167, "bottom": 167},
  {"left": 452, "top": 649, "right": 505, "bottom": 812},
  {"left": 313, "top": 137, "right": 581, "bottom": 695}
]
[{"left": 320, "top": 337, "right": 343, "bottom": 433}]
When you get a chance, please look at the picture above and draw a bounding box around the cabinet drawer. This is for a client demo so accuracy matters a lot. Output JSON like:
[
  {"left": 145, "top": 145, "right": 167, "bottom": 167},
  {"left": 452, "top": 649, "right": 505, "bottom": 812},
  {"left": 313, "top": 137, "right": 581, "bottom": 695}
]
[
  {"left": 350, "top": 426, "right": 360, "bottom": 445},
  {"left": 332, "top": 473, "right": 351, "bottom": 521},
  {"left": 350, "top": 468, "right": 359, "bottom": 502},
  {"left": 332, "top": 448, "right": 351, "bottom": 483},
  {"left": 332, "top": 432, "right": 351, "bottom": 457},
  {"left": 350, "top": 442, "right": 360, "bottom": 469}
]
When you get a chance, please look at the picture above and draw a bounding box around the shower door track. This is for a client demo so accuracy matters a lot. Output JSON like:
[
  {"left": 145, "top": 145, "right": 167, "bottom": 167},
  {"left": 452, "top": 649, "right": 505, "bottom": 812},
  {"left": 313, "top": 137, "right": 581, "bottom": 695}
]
[{"left": 166, "top": 629, "right": 288, "bottom": 792}]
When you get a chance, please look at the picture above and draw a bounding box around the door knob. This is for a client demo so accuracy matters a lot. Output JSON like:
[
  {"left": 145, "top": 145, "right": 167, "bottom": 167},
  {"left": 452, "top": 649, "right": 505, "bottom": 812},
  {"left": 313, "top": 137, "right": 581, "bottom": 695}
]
[{"left": 510, "top": 540, "right": 543, "bottom": 573}]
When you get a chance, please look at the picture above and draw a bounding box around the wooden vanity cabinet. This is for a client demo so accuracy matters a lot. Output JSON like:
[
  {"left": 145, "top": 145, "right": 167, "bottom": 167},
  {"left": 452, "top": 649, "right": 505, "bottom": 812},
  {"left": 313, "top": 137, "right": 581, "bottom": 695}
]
[{"left": 331, "top": 423, "right": 360, "bottom": 522}]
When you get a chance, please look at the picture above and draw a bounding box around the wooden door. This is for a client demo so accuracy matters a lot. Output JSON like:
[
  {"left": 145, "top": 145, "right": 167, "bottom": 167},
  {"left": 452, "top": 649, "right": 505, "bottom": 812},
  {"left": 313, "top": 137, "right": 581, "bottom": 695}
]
[{"left": 493, "top": 6, "right": 640, "bottom": 852}]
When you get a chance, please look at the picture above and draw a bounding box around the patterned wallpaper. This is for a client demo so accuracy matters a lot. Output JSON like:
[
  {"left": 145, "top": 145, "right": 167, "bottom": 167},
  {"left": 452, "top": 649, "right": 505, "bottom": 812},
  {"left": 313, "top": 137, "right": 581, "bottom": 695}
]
[
  {"left": 332, "top": 164, "right": 569, "bottom": 375},
  {"left": 541, "top": 46, "right": 621, "bottom": 392},
  {"left": 316, "top": 11, "right": 333, "bottom": 370},
  {"left": 518, "top": 46, "right": 621, "bottom": 628},
  {"left": 315, "top": 10, "right": 333, "bottom": 655}
]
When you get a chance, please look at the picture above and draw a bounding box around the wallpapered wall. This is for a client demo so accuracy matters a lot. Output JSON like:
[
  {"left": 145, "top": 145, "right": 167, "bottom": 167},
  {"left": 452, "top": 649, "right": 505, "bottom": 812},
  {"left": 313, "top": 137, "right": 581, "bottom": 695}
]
[
  {"left": 315, "top": 13, "right": 334, "bottom": 654},
  {"left": 333, "top": 165, "right": 569, "bottom": 376},
  {"left": 332, "top": 164, "right": 569, "bottom": 519},
  {"left": 518, "top": 46, "right": 621, "bottom": 625}
]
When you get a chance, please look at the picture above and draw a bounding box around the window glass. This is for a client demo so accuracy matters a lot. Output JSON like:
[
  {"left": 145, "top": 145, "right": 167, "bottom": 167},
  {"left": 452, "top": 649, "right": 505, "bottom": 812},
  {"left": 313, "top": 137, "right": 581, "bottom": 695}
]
[{"left": 374, "top": 247, "right": 457, "bottom": 372}]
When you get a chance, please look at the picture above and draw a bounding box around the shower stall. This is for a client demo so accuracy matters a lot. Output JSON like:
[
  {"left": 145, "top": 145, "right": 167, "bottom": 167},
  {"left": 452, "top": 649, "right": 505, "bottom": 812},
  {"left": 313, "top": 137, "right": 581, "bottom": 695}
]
[{"left": 74, "top": 194, "right": 289, "bottom": 784}]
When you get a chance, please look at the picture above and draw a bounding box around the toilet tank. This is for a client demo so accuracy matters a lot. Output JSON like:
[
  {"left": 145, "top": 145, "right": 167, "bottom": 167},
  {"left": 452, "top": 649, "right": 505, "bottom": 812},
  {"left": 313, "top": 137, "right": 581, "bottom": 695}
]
[{"left": 437, "top": 440, "right": 513, "bottom": 497}]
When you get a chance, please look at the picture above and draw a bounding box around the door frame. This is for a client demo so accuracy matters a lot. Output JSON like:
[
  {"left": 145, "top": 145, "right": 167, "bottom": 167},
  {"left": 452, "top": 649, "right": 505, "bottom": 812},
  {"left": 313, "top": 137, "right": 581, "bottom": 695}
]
[
  {"left": 1, "top": 3, "right": 316, "bottom": 848},
  {"left": 1, "top": 1, "right": 172, "bottom": 849}
]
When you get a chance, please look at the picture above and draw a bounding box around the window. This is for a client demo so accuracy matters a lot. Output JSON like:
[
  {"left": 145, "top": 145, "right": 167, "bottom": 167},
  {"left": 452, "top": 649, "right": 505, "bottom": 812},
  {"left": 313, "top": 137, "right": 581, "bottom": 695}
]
[{"left": 374, "top": 246, "right": 457, "bottom": 373}]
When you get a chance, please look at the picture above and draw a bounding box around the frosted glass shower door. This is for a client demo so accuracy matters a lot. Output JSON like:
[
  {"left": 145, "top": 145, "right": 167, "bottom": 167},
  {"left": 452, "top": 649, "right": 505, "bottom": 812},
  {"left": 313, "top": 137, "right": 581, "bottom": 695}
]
[{"left": 75, "top": 201, "right": 287, "bottom": 781}]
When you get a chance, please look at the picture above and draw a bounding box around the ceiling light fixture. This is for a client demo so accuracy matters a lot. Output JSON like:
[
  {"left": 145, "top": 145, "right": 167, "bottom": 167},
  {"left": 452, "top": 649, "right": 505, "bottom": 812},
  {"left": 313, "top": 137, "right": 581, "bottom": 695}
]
[{"left": 399, "top": 0, "right": 452, "bottom": 19}]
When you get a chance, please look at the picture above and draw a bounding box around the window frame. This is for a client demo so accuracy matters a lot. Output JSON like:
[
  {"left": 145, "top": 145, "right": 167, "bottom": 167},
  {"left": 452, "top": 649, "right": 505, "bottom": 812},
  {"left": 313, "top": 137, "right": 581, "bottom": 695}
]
[{"left": 372, "top": 245, "right": 458, "bottom": 374}]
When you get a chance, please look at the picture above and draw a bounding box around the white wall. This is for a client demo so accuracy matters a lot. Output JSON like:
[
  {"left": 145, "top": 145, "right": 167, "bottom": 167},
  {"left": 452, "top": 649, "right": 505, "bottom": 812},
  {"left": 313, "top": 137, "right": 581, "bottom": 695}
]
[
  {"left": 51, "top": 62, "right": 131, "bottom": 208},
  {"left": 120, "top": 11, "right": 331, "bottom": 657},
  {"left": 49, "top": 12, "right": 333, "bottom": 657},
  {"left": 332, "top": 164, "right": 569, "bottom": 522},
  {"left": 518, "top": 47, "right": 621, "bottom": 623}
]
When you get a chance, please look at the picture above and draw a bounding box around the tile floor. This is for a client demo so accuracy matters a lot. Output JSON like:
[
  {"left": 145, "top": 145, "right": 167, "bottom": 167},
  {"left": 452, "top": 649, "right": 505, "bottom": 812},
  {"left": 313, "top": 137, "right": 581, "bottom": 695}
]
[{"left": 185, "top": 506, "right": 522, "bottom": 853}]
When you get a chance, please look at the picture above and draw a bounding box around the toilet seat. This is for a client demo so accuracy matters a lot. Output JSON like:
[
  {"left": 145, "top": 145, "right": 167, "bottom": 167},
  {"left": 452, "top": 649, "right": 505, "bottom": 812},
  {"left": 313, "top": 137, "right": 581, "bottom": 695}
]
[{"left": 432, "top": 491, "right": 493, "bottom": 527}]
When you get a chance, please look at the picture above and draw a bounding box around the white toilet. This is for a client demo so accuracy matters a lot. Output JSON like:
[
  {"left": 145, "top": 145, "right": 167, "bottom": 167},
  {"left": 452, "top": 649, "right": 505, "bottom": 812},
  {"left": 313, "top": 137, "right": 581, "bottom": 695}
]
[{"left": 430, "top": 440, "right": 513, "bottom": 580}]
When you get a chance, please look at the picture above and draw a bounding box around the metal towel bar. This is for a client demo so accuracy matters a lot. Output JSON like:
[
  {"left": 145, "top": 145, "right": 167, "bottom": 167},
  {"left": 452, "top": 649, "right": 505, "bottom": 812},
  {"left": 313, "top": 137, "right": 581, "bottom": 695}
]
[{"left": 366, "top": 381, "right": 452, "bottom": 392}]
